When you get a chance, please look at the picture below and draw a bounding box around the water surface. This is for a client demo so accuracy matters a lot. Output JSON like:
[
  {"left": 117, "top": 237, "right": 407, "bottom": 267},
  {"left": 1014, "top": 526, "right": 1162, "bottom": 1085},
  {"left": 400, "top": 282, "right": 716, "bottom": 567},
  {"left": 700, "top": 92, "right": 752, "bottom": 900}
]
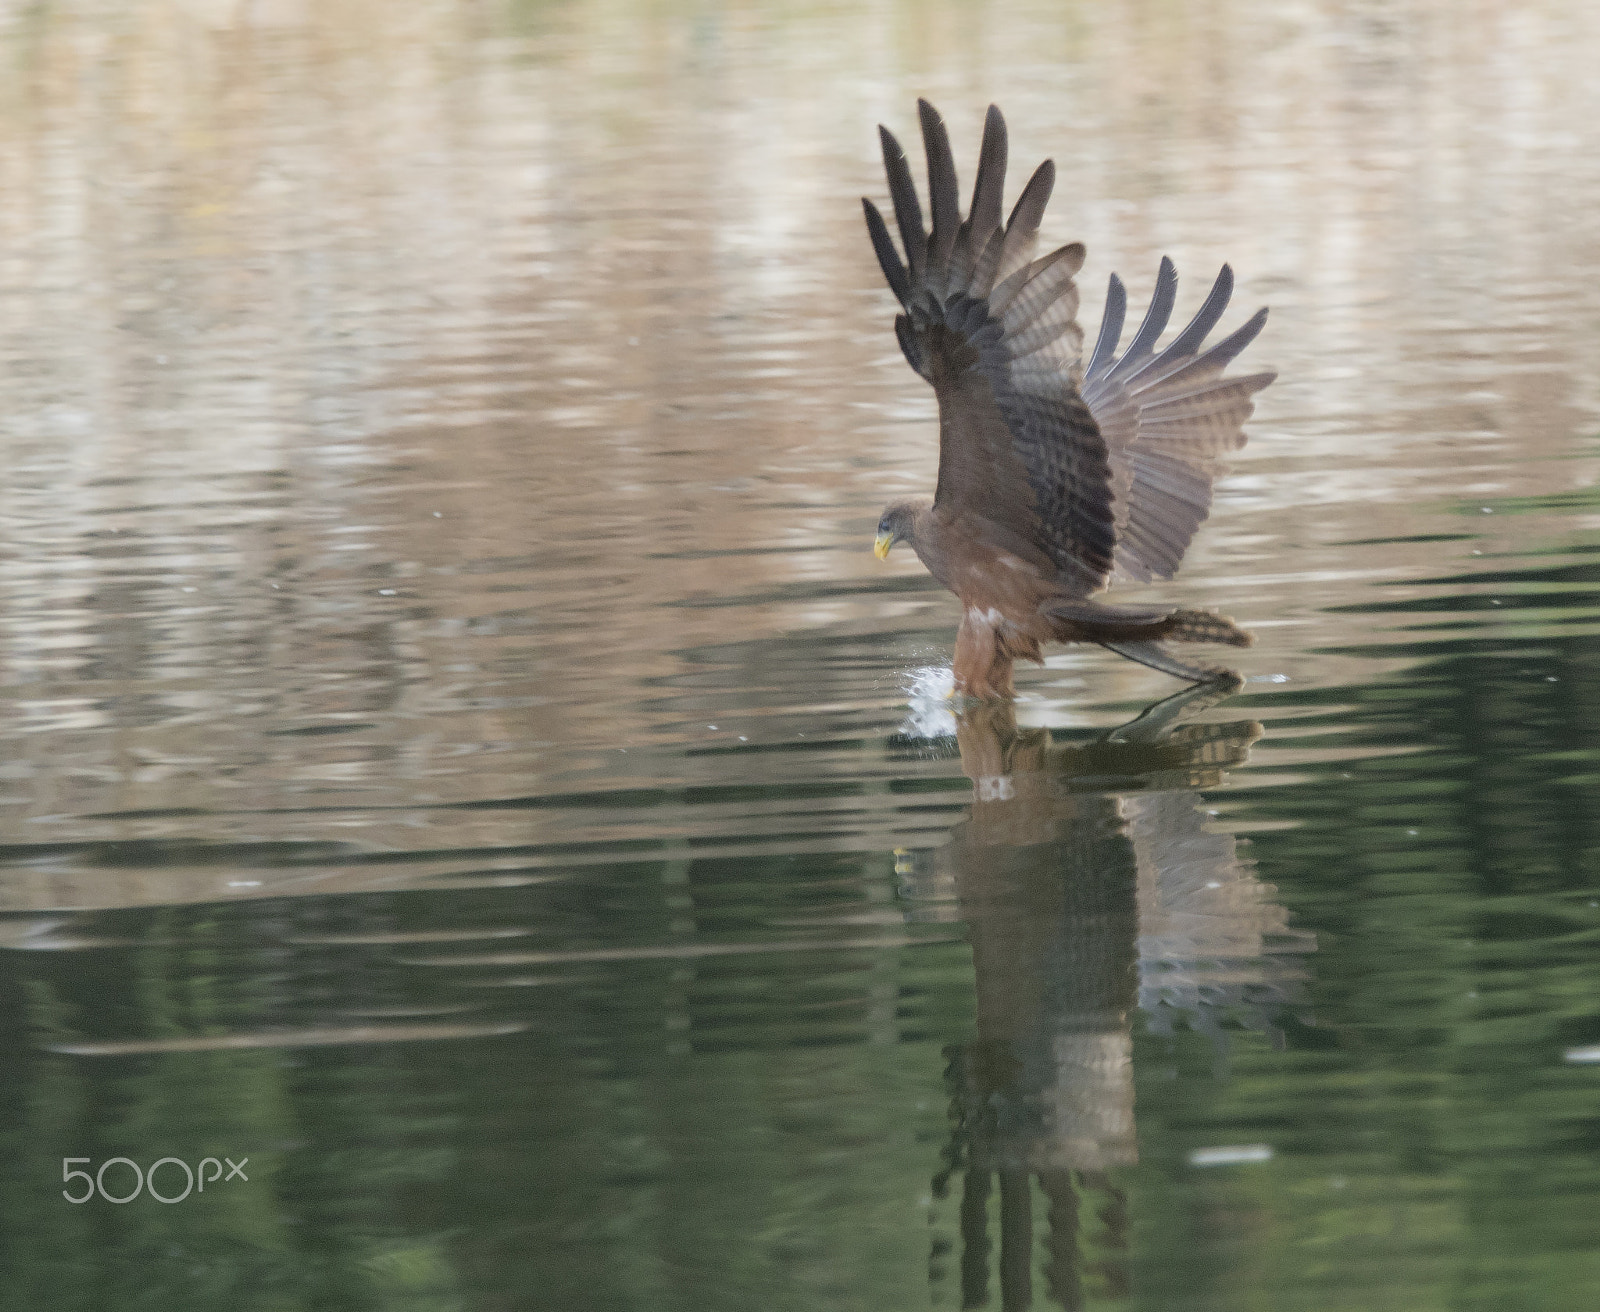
[{"left": 2, "top": 1, "right": 1600, "bottom": 1307}]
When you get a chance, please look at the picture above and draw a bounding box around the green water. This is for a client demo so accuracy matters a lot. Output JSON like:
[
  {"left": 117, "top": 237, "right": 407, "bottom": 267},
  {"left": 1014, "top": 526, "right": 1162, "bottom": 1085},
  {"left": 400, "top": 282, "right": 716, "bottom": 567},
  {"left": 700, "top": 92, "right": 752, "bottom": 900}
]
[{"left": 6, "top": 570, "right": 1600, "bottom": 1309}]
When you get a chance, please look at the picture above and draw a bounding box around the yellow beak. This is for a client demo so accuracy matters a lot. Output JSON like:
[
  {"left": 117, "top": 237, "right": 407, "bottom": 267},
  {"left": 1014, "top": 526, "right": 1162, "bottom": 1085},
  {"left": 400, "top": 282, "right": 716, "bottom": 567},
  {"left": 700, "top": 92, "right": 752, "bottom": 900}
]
[{"left": 873, "top": 531, "right": 893, "bottom": 561}]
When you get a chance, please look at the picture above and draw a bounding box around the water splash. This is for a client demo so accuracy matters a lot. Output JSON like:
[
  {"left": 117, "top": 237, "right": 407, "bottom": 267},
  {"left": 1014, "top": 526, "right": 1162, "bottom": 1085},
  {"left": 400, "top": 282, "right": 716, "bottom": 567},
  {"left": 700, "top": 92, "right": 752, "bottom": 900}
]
[{"left": 899, "top": 664, "right": 957, "bottom": 740}]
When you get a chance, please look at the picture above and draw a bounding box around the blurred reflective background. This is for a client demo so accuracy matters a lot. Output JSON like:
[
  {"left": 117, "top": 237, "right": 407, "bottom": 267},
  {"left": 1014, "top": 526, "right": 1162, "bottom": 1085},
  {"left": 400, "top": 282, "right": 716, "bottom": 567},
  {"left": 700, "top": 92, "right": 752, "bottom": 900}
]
[{"left": 1, "top": 0, "right": 1599, "bottom": 1306}]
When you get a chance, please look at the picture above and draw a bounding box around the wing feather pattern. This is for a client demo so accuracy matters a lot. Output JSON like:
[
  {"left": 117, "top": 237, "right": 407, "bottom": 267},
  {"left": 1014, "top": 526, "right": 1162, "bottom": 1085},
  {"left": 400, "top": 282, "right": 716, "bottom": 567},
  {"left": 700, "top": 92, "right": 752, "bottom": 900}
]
[
  {"left": 862, "top": 101, "right": 1273, "bottom": 595},
  {"left": 1082, "top": 266, "right": 1274, "bottom": 583},
  {"left": 864, "top": 100, "right": 1114, "bottom": 594}
]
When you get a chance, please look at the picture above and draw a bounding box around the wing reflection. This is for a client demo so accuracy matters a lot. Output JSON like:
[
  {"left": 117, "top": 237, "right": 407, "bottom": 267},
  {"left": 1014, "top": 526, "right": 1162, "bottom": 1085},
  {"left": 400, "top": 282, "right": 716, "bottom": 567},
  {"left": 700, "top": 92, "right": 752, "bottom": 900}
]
[{"left": 899, "top": 680, "right": 1312, "bottom": 1308}]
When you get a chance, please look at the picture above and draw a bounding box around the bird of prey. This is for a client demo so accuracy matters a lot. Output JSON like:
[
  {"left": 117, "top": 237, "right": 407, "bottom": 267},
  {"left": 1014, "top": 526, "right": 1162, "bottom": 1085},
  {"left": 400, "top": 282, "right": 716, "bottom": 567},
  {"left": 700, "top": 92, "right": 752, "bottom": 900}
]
[{"left": 866, "top": 101, "right": 1275, "bottom": 697}]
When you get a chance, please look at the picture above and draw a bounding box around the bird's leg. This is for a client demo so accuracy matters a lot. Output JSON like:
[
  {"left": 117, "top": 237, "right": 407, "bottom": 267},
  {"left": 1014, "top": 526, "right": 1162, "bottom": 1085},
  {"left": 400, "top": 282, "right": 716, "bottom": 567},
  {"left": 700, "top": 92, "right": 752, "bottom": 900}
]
[
  {"left": 953, "top": 613, "right": 1014, "bottom": 700},
  {"left": 986, "top": 655, "right": 1016, "bottom": 699}
]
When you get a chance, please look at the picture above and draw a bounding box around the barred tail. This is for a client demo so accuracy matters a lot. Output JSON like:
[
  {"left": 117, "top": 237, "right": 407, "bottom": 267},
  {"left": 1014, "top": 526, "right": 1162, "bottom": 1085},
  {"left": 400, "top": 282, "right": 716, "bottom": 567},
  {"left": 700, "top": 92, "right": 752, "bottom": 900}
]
[
  {"left": 1164, "top": 608, "right": 1253, "bottom": 647},
  {"left": 1045, "top": 599, "right": 1253, "bottom": 648}
]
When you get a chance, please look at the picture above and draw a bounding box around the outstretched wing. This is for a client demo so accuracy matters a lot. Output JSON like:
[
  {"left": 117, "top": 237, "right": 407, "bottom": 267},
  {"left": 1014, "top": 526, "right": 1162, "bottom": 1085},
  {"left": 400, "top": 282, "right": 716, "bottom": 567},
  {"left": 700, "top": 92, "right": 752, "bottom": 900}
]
[
  {"left": 864, "top": 102, "right": 1275, "bottom": 595},
  {"left": 1082, "top": 260, "right": 1276, "bottom": 583},
  {"left": 863, "top": 100, "right": 1116, "bottom": 595}
]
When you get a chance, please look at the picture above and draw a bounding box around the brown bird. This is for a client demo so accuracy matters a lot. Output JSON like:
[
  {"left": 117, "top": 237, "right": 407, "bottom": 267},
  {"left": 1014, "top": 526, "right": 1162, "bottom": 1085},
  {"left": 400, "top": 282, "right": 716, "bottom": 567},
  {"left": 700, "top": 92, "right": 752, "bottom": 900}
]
[{"left": 867, "top": 101, "right": 1275, "bottom": 697}]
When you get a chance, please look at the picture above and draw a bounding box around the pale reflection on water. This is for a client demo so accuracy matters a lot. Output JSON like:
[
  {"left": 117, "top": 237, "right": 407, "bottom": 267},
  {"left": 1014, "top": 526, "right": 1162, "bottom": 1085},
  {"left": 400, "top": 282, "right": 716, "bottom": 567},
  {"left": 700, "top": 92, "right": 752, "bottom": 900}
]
[
  {"left": 0, "top": 1, "right": 1599, "bottom": 1308},
  {"left": 900, "top": 685, "right": 1308, "bottom": 1302}
]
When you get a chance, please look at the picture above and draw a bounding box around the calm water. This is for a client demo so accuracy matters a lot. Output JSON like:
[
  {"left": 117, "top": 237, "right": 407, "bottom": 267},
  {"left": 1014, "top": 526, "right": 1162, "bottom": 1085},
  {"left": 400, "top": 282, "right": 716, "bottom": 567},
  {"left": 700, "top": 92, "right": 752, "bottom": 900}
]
[{"left": 2, "top": 1, "right": 1600, "bottom": 1307}]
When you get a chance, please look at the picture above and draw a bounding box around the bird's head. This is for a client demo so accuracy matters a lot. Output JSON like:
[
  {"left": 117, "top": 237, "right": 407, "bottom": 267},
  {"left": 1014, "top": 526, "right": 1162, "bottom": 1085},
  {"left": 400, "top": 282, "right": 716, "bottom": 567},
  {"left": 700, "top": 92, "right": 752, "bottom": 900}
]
[{"left": 874, "top": 502, "right": 922, "bottom": 560}]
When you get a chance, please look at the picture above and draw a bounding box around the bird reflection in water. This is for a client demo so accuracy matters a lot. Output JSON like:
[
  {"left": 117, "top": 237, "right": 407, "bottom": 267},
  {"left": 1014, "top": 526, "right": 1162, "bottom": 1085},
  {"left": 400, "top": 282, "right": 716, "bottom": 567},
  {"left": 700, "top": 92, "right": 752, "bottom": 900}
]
[{"left": 898, "top": 678, "right": 1312, "bottom": 1308}]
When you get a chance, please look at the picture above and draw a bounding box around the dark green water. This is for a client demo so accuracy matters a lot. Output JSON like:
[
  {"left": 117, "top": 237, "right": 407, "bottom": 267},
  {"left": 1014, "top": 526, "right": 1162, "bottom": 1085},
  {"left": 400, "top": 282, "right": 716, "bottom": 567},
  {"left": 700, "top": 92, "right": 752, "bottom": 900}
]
[{"left": 3, "top": 1, "right": 1600, "bottom": 1308}]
